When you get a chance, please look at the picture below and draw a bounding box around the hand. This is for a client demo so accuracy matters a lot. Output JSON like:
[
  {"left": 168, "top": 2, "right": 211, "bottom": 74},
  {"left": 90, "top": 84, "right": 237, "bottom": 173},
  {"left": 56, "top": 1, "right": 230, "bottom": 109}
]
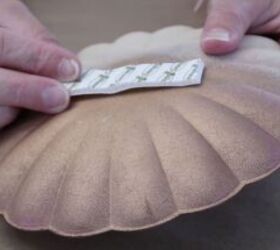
[
  {"left": 0, "top": 0, "right": 81, "bottom": 129},
  {"left": 201, "top": 0, "right": 280, "bottom": 54}
]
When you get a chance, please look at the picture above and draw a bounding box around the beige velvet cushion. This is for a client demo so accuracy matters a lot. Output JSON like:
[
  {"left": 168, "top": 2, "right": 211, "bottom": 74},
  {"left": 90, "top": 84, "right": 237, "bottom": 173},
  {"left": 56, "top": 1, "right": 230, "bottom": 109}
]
[{"left": 0, "top": 26, "right": 279, "bottom": 237}]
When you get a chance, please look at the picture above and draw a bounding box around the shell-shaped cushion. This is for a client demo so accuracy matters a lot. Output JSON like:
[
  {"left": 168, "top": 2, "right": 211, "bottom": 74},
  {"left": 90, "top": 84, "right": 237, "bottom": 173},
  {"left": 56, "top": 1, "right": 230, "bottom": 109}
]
[{"left": 0, "top": 26, "right": 280, "bottom": 237}]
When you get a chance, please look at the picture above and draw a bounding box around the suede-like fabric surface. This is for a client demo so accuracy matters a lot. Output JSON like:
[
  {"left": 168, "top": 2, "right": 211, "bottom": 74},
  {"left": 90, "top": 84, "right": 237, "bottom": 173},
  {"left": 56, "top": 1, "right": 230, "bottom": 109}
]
[
  {"left": 0, "top": 0, "right": 279, "bottom": 249},
  {"left": 0, "top": 171, "right": 279, "bottom": 249},
  {"left": 0, "top": 26, "right": 280, "bottom": 237}
]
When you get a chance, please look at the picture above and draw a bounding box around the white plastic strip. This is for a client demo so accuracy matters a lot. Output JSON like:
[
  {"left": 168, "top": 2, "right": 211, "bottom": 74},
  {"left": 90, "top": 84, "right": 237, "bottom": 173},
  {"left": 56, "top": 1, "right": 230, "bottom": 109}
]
[{"left": 64, "top": 58, "right": 205, "bottom": 96}]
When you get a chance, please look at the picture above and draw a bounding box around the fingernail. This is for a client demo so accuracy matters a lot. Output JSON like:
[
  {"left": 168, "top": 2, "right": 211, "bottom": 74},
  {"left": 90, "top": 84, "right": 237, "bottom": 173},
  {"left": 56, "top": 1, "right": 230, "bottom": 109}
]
[
  {"left": 58, "top": 58, "right": 80, "bottom": 81},
  {"left": 204, "top": 28, "right": 230, "bottom": 42},
  {"left": 42, "top": 85, "right": 70, "bottom": 113}
]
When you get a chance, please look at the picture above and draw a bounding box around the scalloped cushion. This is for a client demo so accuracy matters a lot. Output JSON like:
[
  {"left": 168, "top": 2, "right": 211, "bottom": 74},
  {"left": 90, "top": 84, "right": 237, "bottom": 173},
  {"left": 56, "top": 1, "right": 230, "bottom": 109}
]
[{"left": 0, "top": 26, "right": 280, "bottom": 237}]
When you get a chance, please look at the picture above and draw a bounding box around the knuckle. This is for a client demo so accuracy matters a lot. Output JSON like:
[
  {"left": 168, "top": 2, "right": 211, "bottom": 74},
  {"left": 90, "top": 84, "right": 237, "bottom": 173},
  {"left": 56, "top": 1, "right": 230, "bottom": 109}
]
[
  {"left": 227, "top": 11, "right": 244, "bottom": 27},
  {"left": 12, "top": 82, "right": 26, "bottom": 106},
  {"left": 3, "top": 79, "right": 36, "bottom": 108},
  {"left": 33, "top": 28, "right": 59, "bottom": 45},
  {"left": 27, "top": 42, "right": 54, "bottom": 74},
  {"left": 209, "top": 0, "right": 251, "bottom": 28}
]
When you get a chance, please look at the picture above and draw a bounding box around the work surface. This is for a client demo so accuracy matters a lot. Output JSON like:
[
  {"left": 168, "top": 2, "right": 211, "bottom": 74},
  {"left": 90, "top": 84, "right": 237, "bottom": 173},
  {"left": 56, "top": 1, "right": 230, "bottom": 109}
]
[{"left": 0, "top": 0, "right": 279, "bottom": 249}]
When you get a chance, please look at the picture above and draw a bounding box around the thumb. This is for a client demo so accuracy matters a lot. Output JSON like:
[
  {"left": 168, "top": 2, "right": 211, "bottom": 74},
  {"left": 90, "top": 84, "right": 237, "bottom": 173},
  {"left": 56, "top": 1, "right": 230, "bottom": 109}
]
[{"left": 201, "top": 1, "right": 253, "bottom": 55}]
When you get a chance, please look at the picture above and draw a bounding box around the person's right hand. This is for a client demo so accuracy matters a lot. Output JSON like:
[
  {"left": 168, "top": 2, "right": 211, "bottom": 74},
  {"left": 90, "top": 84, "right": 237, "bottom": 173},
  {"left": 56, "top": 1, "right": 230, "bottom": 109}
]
[{"left": 0, "top": 0, "right": 81, "bottom": 129}]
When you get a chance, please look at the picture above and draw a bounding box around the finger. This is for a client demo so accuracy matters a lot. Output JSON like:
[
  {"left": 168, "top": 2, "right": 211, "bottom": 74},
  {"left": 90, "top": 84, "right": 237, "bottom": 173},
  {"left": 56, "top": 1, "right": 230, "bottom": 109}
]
[
  {"left": 0, "top": 68, "right": 70, "bottom": 114},
  {"left": 201, "top": 0, "right": 253, "bottom": 55},
  {"left": 0, "top": 106, "right": 19, "bottom": 129},
  {"left": 0, "top": 0, "right": 59, "bottom": 44},
  {"left": 0, "top": 30, "right": 80, "bottom": 82},
  {"left": 0, "top": 1, "right": 81, "bottom": 81}
]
